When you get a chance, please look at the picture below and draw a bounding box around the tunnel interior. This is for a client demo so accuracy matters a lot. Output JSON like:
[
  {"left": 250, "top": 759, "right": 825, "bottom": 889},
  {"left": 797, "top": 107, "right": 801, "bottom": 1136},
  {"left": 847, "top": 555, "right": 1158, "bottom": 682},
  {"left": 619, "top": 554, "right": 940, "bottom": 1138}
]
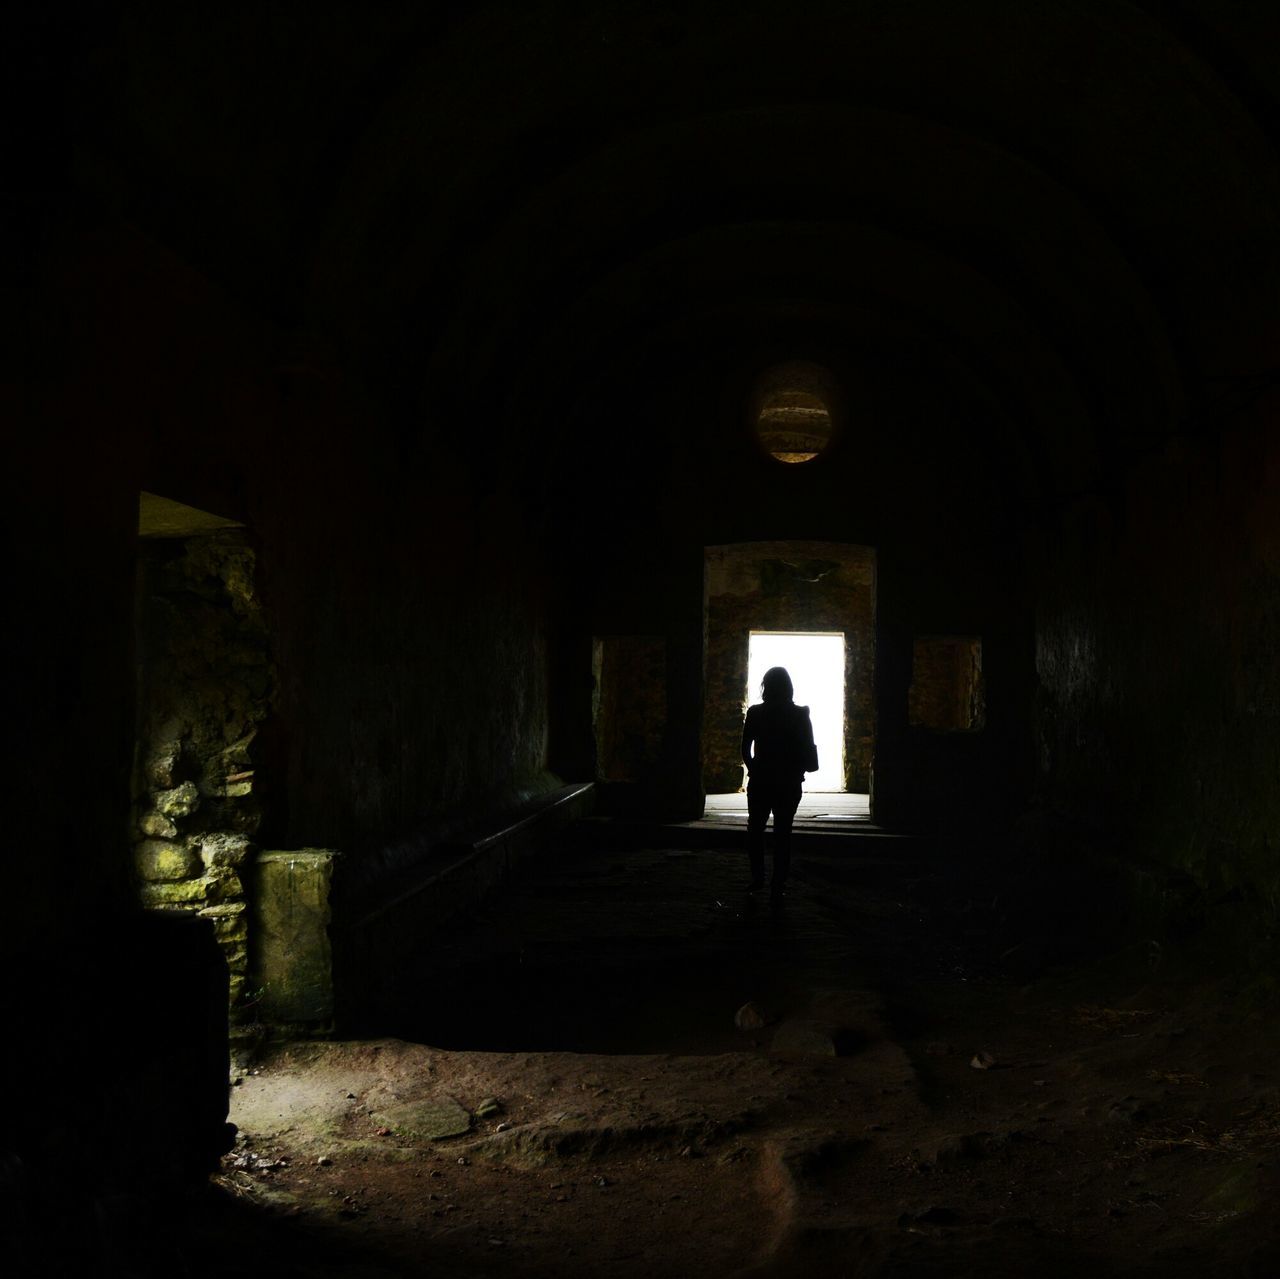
[{"left": 10, "top": 2, "right": 1280, "bottom": 1274}]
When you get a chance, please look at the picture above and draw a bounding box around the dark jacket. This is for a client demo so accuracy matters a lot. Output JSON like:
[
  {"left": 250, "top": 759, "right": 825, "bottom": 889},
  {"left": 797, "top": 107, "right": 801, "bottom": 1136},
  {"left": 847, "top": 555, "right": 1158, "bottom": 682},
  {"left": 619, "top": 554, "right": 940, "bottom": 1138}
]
[{"left": 741, "top": 701, "right": 818, "bottom": 784}]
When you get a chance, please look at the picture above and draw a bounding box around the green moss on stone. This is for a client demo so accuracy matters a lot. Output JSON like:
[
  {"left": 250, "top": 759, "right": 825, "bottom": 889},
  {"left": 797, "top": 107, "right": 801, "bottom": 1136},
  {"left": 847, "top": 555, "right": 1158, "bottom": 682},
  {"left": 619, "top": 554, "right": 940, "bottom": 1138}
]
[
  {"left": 372, "top": 1097, "right": 472, "bottom": 1141},
  {"left": 135, "top": 839, "right": 201, "bottom": 882},
  {"left": 218, "top": 922, "right": 249, "bottom": 945},
  {"left": 139, "top": 811, "right": 178, "bottom": 838},
  {"left": 201, "top": 908, "right": 249, "bottom": 943},
  {"left": 207, "top": 869, "right": 243, "bottom": 901},
  {"left": 154, "top": 781, "right": 200, "bottom": 818},
  {"left": 140, "top": 876, "right": 210, "bottom": 906}
]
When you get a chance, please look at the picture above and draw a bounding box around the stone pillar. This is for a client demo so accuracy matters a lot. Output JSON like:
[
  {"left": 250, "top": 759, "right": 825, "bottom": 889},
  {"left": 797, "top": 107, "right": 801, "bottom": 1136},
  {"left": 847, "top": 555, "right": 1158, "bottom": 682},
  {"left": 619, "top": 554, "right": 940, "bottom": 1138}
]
[{"left": 250, "top": 849, "right": 339, "bottom": 1028}]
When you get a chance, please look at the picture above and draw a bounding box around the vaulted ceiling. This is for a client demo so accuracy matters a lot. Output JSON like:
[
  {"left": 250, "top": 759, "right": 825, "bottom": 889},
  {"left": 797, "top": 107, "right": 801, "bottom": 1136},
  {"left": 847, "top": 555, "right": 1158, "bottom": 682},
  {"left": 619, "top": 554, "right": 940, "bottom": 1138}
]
[{"left": 55, "top": 1, "right": 1280, "bottom": 502}]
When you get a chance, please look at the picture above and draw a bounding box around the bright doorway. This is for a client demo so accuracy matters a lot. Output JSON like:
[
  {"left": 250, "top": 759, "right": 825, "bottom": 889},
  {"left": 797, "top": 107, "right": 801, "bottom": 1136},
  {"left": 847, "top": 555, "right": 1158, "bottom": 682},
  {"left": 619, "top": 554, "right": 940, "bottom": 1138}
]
[{"left": 745, "top": 631, "right": 845, "bottom": 791}]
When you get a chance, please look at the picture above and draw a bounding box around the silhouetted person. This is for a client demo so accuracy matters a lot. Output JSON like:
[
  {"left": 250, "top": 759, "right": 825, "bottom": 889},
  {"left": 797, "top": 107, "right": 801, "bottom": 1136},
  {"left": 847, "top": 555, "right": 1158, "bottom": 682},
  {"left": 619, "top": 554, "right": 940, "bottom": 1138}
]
[{"left": 741, "top": 666, "right": 818, "bottom": 901}]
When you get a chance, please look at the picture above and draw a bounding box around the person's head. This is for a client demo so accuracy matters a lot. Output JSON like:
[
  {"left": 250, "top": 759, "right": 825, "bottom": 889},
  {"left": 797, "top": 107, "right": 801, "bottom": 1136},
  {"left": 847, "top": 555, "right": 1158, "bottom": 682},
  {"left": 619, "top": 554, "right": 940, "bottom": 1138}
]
[{"left": 760, "top": 666, "right": 794, "bottom": 703}]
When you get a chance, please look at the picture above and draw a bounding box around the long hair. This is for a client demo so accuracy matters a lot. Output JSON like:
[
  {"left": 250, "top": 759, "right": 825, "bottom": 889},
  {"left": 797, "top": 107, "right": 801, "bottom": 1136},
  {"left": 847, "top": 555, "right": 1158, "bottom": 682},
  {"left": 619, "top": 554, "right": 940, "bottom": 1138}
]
[{"left": 760, "top": 666, "right": 794, "bottom": 703}]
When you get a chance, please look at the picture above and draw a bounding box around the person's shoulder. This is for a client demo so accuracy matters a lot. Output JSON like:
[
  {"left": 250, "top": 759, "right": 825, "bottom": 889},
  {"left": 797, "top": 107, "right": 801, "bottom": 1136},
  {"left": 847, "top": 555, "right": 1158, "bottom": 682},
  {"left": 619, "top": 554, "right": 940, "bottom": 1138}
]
[{"left": 794, "top": 704, "right": 811, "bottom": 716}]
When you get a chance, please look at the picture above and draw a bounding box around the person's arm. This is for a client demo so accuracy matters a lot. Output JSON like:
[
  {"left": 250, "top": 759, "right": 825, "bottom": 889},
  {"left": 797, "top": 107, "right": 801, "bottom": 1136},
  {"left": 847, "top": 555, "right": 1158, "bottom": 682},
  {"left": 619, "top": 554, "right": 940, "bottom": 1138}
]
[
  {"left": 798, "top": 706, "right": 818, "bottom": 773},
  {"left": 741, "top": 708, "right": 755, "bottom": 772}
]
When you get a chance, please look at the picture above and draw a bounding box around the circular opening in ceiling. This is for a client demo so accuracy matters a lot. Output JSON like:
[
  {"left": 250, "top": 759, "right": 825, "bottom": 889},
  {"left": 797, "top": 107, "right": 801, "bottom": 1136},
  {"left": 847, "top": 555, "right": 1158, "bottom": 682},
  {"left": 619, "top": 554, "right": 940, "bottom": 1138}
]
[{"left": 752, "top": 361, "right": 837, "bottom": 464}]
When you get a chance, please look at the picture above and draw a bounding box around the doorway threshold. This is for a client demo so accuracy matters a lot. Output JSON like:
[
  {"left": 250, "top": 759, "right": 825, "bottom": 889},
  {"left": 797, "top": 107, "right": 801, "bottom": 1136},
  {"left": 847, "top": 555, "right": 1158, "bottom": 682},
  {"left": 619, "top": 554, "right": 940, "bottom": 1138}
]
[
  {"left": 615, "top": 791, "right": 923, "bottom": 856},
  {"left": 703, "top": 791, "right": 870, "bottom": 827}
]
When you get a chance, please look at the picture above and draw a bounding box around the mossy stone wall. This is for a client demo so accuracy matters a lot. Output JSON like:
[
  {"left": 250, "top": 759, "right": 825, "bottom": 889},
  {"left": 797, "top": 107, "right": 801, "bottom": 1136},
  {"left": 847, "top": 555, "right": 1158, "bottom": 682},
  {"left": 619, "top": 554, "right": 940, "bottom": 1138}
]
[{"left": 132, "top": 531, "right": 270, "bottom": 1011}]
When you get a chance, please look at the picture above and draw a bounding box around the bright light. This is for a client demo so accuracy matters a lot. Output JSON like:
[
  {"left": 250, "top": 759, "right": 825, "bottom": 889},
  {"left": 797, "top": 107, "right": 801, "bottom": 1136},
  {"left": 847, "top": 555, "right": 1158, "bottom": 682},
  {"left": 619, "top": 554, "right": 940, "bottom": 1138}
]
[{"left": 745, "top": 632, "right": 845, "bottom": 791}]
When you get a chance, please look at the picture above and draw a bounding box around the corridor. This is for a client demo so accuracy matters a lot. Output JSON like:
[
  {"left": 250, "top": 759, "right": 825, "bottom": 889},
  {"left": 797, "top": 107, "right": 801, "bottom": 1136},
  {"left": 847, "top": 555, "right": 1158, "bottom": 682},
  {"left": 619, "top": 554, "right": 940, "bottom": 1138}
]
[{"left": 11, "top": 6, "right": 1280, "bottom": 1275}]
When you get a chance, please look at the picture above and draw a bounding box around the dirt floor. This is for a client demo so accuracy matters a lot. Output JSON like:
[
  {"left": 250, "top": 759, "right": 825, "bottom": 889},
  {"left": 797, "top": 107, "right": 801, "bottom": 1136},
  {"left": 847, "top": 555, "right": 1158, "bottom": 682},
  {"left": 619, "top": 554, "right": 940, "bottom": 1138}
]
[{"left": 106, "top": 830, "right": 1280, "bottom": 1275}]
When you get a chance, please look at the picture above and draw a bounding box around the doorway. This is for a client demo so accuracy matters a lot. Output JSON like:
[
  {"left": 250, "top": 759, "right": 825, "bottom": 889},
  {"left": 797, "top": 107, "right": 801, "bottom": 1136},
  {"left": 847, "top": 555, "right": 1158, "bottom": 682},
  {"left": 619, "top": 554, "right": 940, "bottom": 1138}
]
[
  {"left": 702, "top": 541, "right": 876, "bottom": 802},
  {"left": 746, "top": 631, "right": 845, "bottom": 791}
]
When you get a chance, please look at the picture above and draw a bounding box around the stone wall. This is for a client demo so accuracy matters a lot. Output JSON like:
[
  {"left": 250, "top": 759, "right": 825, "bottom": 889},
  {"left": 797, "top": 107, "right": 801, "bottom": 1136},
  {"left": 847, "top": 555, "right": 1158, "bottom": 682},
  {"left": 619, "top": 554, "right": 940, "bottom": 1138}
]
[
  {"left": 132, "top": 531, "right": 271, "bottom": 1011},
  {"left": 1035, "top": 408, "right": 1280, "bottom": 953}
]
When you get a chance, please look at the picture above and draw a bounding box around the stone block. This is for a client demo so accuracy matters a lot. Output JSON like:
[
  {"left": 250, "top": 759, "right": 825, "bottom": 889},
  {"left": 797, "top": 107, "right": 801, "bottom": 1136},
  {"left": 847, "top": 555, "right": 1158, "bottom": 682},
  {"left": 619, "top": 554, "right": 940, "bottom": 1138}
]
[
  {"left": 199, "top": 901, "right": 249, "bottom": 943},
  {"left": 145, "top": 742, "right": 180, "bottom": 790},
  {"left": 140, "top": 876, "right": 210, "bottom": 907},
  {"left": 252, "top": 849, "right": 339, "bottom": 1025},
  {"left": 135, "top": 839, "right": 201, "bottom": 882},
  {"left": 771, "top": 1018, "right": 838, "bottom": 1057},
  {"left": 154, "top": 781, "right": 200, "bottom": 818},
  {"left": 200, "top": 832, "right": 253, "bottom": 869},
  {"left": 219, "top": 925, "right": 248, "bottom": 950},
  {"left": 372, "top": 1096, "right": 471, "bottom": 1141},
  {"left": 197, "top": 902, "right": 246, "bottom": 918},
  {"left": 205, "top": 868, "right": 243, "bottom": 902},
  {"left": 139, "top": 811, "right": 178, "bottom": 839}
]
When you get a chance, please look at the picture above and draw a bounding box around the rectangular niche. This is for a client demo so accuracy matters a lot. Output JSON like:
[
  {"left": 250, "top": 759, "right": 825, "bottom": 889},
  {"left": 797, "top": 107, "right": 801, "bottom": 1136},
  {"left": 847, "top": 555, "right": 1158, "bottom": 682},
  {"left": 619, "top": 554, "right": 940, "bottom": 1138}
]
[
  {"left": 593, "top": 635, "right": 667, "bottom": 782},
  {"left": 908, "top": 636, "right": 985, "bottom": 732}
]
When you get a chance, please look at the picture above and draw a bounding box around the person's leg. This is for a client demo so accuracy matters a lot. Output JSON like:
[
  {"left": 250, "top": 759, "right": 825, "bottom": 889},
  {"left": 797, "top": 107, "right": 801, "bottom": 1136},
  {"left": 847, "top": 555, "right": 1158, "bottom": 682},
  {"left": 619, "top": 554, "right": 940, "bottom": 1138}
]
[
  {"left": 770, "top": 781, "right": 802, "bottom": 897},
  {"left": 745, "top": 781, "right": 768, "bottom": 889}
]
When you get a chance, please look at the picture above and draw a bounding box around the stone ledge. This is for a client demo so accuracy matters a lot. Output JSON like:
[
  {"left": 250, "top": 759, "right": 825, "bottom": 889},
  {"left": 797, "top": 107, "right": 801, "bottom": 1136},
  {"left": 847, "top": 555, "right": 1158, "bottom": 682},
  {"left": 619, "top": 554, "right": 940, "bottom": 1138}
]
[{"left": 141, "top": 876, "right": 210, "bottom": 906}]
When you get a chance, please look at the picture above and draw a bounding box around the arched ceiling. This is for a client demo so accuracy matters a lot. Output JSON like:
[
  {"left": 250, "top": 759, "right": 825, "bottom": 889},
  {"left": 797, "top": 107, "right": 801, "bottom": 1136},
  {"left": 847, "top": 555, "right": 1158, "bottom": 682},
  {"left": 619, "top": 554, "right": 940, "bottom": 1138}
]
[
  {"left": 64, "top": 0, "right": 1280, "bottom": 500},
  {"left": 480, "top": 220, "right": 1100, "bottom": 501}
]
